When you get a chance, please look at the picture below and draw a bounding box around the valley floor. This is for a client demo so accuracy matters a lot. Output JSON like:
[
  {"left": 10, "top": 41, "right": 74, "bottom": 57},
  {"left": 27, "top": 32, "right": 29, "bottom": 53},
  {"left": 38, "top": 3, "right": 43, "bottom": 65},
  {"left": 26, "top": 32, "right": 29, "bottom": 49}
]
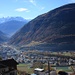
[{"left": 0, "top": 43, "right": 75, "bottom": 74}]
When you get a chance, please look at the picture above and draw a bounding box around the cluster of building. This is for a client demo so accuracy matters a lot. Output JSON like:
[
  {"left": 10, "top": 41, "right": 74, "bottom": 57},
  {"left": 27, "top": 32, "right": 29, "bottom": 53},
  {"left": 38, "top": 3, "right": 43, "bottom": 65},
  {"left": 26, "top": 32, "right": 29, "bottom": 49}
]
[
  {"left": 0, "top": 44, "right": 75, "bottom": 75},
  {"left": 32, "top": 68, "right": 68, "bottom": 75}
]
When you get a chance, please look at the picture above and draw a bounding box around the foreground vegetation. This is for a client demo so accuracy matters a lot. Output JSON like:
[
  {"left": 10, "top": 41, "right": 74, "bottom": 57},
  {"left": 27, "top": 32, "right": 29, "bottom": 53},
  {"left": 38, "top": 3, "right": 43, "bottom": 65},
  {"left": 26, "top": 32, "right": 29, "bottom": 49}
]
[{"left": 17, "top": 63, "right": 73, "bottom": 74}]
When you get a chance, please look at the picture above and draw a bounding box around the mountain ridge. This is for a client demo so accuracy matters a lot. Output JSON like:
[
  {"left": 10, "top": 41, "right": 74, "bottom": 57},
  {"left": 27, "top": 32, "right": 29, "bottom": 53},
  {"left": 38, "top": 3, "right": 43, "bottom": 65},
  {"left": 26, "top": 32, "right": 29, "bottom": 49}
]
[
  {"left": 0, "top": 17, "right": 28, "bottom": 23},
  {"left": 9, "top": 3, "right": 75, "bottom": 51}
]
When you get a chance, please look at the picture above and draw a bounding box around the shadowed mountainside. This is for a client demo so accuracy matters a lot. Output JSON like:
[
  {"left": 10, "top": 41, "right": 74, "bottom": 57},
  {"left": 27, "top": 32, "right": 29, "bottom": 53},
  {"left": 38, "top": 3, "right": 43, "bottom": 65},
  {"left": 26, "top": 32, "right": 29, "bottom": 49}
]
[
  {"left": 0, "top": 17, "right": 29, "bottom": 36},
  {"left": 0, "top": 31, "right": 8, "bottom": 43}
]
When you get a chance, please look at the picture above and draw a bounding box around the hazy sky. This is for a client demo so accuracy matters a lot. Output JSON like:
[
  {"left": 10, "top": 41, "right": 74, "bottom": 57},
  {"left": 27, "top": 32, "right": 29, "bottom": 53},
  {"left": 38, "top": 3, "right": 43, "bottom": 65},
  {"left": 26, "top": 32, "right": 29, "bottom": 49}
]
[{"left": 0, "top": 0, "right": 75, "bottom": 19}]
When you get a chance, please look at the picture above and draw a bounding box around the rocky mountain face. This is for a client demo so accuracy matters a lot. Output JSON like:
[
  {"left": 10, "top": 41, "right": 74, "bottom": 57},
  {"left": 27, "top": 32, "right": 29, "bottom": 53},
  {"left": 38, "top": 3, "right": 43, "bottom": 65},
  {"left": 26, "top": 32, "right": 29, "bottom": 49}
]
[
  {"left": 9, "top": 3, "right": 75, "bottom": 51},
  {"left": 0, "top": 17, "right": 29, "bottom": 36}
]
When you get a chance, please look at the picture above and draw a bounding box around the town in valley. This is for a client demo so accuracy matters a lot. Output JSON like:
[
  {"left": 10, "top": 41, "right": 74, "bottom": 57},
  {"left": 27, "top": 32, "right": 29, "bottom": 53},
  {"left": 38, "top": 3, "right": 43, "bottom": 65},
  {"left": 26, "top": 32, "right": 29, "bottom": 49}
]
[{"left": 0, "top": 43, "right": 75, "bottom": 75}]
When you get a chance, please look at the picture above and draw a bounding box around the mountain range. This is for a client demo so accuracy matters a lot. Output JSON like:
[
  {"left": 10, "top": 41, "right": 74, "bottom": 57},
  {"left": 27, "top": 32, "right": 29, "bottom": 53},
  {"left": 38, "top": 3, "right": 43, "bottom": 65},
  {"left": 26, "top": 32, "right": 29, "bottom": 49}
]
[
  {"left": 0, "top": 17, "right": 29, "bottom": 36},
  {"left": 0, "top": 17, "right": 27, "bottom": 23},
  {"left": 9, "top": 3, "right": 75, "bottom": 51}
]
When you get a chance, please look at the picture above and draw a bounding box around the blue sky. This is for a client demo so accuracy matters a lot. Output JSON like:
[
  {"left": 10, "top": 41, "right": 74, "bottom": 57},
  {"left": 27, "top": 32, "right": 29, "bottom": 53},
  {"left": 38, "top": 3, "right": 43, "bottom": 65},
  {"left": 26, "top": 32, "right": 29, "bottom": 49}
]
[{"left": 0, "top": 0, "right": 75, "bottom": 19}]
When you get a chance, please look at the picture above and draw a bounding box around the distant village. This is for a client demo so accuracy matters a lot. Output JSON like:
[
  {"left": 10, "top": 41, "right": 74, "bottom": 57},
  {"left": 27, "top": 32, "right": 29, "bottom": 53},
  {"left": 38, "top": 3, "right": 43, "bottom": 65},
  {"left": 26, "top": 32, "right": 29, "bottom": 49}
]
[
  {"left": 0, "top": 44, "right": 75, "bottom": 64},
  {"left": 0, "top": 44, "right": 75, "bottom": 75}
]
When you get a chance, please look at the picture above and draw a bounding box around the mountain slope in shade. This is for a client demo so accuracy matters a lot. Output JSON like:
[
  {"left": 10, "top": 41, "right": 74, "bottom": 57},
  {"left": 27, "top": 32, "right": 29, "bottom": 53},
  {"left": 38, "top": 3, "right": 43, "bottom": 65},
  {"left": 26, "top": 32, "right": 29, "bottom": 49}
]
[
  {"left": 0, "top": 31, "right": 8, "bottom": 43},
  {"left": 9, "top": 3, "right": 75, "bottom": 51},
  {"left": 0, "top": 17, "right": 30, "bottom": 37},
  {"left": 0, "top": 20, "right": 27, "bottom": 36}
]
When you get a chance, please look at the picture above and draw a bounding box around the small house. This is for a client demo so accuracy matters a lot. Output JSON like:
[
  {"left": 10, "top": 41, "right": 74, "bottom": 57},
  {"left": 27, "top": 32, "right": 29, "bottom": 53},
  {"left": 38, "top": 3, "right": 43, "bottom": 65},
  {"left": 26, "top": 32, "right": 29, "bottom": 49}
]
[
  {"left": 34, "top": 68, "right": 44, "bottom": 75},
  {"left": 0, "top": 58, "right": 18, "bottom": 75}
]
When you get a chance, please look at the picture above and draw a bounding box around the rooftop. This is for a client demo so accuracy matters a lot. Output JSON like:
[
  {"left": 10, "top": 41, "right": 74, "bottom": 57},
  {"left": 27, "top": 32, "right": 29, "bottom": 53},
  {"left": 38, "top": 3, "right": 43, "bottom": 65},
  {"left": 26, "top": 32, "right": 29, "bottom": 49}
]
[{"left": 34, "top": 68, "right": 44, "bottom": 72}]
